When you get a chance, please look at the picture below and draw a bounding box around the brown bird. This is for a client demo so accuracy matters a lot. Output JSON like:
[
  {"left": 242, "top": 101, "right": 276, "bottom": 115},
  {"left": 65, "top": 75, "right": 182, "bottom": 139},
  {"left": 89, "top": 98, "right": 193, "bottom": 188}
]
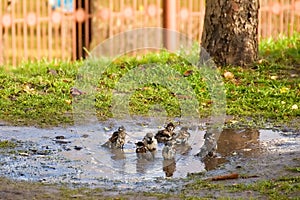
[
  {"left": 135, "top": 141, "right": 154, "bottom": 160},
  {"left": 142, "top": 133, "right": 157, "bottom": 152},
  {"left": 155, "top": 122, "right": 176, "bottom": 143},
  {"left": 102, "top": 126, "right": 126, "bottom": 149},
  {"left": 162, "top": 141, "right": 176, "bottom": 160},
  {"left": 174, "top": 127, "right": 190, "bottom": 145}
]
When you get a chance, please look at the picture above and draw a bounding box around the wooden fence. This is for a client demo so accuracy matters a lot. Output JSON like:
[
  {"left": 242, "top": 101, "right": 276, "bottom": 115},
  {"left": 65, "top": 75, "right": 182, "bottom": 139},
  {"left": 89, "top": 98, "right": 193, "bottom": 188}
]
[{"left": 0, "top": 0, "right": 299, "bottom": 66}]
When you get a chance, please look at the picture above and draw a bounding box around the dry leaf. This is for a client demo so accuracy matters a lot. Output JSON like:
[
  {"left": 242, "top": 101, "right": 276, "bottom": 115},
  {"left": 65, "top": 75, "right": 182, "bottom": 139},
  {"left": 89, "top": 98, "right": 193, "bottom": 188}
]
[
  {"left": 183, "top": 70, "right": 194, "bottom": 77},
  {"left": 224, "top": 71, "right": 234, "bottom": 80},
  {"left": 292, "top": 104, "right": 298, "bottom": 110},
  {"left": 23, "top": 85, "right": 35, "bottom": 94},
  {"left": 209, "top": 173, "right": 239, "bottom": 181},
  {"left": 65, "top": 99, "right": 72, "bottom": 105},
  {"left": 47, "top": 69, "right": 58, "bottom": 76},
  {"left": 70, "top": 87, "right": 86, "bottom": 96},
  {"left": 279, "top": 87, "right": 289, "bottom": 93},
  {"left": 229, "top": 119, "right": 239, "bottom": 124},
  {"left": 270, "top": 75, "right": 278, "bottom": 80}
]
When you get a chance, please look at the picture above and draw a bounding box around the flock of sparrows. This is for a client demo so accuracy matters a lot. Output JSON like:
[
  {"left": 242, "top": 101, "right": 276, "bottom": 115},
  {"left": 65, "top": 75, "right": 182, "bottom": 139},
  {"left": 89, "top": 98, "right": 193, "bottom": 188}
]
[{"left": 102, "top": 122, "right": 191, "bottom": 160}]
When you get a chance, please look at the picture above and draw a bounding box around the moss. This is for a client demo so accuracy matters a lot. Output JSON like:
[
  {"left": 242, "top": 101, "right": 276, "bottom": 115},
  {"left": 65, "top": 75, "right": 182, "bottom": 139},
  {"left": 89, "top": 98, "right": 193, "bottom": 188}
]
[{"left": 0, "top": 140, "right": 17, "bottom": 148}]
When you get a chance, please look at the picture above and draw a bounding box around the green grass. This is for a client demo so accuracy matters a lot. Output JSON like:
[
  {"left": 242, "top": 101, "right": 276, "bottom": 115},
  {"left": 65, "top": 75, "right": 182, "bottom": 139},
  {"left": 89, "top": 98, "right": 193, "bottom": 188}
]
[
  {"left": 0, "top": 34, "right": 299, "bottom": 127},
  {"left": 180, "top": 176, "right": 300, "bottom": 199},
  {"left": 0, "top": 59, "right": 79, "bottom": 126},
  {"left": 223, "top": 33, "right": 300, "bottom": 126},
  {"left": 0, "top": 140, "right": 17, "bottom": 148},
  {"left": 0, "top": 175, "right": 299, "bottom": 199}
]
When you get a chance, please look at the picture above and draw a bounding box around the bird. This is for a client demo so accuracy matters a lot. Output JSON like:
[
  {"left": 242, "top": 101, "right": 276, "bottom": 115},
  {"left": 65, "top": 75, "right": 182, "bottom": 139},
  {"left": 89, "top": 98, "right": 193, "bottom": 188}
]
[
  {"left": 135, "top": 141, "right": 154, "bottom": 160},
  {"left": 102, "top": 126, "right": 126, "bottom": 149},
  {"left": 174, "top": 127, "right": 190, "bottom": 145},
  {"left": 162, "top": 141, "right": 176, "bottom": 160},
  {"left": 142, "top": 133, "right": 157, "bottom": 152},
  {"left": 155, "top": 122, "right": 176, "bottom": 143}
]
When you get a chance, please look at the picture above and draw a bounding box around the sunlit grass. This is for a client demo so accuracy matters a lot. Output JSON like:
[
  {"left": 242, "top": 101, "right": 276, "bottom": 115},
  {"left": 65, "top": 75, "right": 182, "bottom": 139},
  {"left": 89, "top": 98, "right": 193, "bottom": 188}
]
[{"left": 0, "top": 34, "right": 299, "bottom": 127}]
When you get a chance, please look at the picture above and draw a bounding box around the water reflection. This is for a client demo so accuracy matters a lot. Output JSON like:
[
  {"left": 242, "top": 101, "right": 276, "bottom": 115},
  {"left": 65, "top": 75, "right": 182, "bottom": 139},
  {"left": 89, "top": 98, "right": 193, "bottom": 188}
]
[
  {"left": 217, "top": 129, "right": 259, "bottom": 156},
  {"left": 202, "top": 128, "right": 260, "bottom": 171},
  {"left": 110, "top": 148, "right": 126, "bottom": 160},
  {"left": 136, "top": 156, "right": 155, "bottom": 174},
  {"left": 163, "top": 158, "right": 176, "bottom": 177}
]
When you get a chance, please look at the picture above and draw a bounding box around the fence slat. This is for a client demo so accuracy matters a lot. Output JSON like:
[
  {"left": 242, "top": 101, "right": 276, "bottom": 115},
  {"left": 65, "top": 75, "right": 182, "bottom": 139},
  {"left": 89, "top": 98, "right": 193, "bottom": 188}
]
[
  {"left": 0, "top": 1, "right": 3, "bottom": 65},
  {"left": 1, "top": 0, "right": 299, "bottom": 66}
]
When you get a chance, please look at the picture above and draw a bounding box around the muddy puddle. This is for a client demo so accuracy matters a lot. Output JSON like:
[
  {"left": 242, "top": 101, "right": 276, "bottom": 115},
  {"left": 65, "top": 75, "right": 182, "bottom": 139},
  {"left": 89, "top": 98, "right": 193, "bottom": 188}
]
[{"left": 0, "top": 119, "right": 299, "bottom": 191}]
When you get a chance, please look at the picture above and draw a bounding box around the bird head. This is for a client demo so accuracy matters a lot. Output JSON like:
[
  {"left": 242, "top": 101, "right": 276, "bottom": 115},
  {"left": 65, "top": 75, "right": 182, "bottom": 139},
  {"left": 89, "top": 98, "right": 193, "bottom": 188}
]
[
  {"left": 135, "top": 141, "right": 145, "bottom": 147},
  {"left": 166, "top": 122, "right": 175, "bottom": 132},
  {"left": 118, "top": 126, "right": 125, "bottom": 132},
  {"left": 145, "top": 132, "right": 153, "bottom": 138}
]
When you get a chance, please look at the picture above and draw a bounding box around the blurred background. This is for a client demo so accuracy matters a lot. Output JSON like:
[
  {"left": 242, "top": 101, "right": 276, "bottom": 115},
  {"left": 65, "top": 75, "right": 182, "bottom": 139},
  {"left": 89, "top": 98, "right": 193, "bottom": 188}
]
[{"left": 0, "top": 0, "right": 299, "bottom": 66}]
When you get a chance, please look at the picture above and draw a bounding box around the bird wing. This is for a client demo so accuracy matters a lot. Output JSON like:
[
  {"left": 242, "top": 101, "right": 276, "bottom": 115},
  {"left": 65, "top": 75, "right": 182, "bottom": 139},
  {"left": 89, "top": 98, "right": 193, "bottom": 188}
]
[{"left": 109, "top": 131, "right": 119, "bottom": 143}]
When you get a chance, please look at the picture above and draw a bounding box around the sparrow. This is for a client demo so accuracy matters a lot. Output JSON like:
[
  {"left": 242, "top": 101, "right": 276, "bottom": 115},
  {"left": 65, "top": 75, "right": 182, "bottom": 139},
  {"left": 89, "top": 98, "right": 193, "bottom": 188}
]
[
  {"left": 102, "top": 126, "right": 126, "bottom": 149},
  {"left": 135, "top": 141, "right": 153, "bottom": 160},
  {"left": 155, "top": 122, "right": 176, "bottom": 143},
  {"left": 142, "top": 132, "right": 157, "bottom": 152},
  {"left": 174, "top": 127, "right": 190, "bottom": 145},
  {"left": 162, "top": 141, "right": 176, "bottom": 160}
]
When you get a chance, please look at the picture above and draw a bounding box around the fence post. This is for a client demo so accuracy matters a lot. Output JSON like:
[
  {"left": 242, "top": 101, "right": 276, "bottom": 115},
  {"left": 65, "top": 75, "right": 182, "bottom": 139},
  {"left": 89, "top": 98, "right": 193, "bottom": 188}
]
[{"left": 163, "top": 0, "right": 177, "bottom": 51}]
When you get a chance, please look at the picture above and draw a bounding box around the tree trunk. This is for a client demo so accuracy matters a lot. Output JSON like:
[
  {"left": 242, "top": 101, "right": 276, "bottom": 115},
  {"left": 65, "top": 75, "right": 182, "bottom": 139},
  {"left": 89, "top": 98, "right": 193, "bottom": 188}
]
[{"left": 201, "top": 0, "right": 259, "bottom": 67}]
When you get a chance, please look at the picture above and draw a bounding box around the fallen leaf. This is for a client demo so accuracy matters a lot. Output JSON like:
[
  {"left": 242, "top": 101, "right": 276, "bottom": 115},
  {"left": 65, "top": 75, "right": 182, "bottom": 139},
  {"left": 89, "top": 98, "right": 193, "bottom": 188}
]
[
  {"left": 142, "top": 87, "right": 150, "bottom": 91},
  {"left": 70, "top": 87, "right": 86, "bottom": 96},
  {"left": 257, "top": 59, "right": 264, "bottom": 64},
  {"left": 62, "top": 79, "right": 72, "bottom": 83},
  {"left": 23, "top": 85, "right": 36, "bottom": 94},
  {"left": 270, "top": 75, "right": 278, "bottom": 80},
  {"left": 65, "top": 99, "right": 72, "bottom": 105},
  {"left": 228, "top": 120, "right": 239, "bottom": 124},
  {"left": 183, "top": 70, "right": 194, "bottom": 77},
  {"left": 208, "top": 173, "right": 239, "bottom": 181},
  {"left": 242, "top": 148, "right": 252, "bottom": 152},
  {"left": 280, "top": 87, "right": 289, "bottom": 93},
  {"left": 19, "top": 152, "right": 29, "bottom": 156},
  {"left": 47, "top": 69, "right": 58, "bottom": 76},
  {"left": 224, "top": 71, "right": 234, "bottom": 80},
  {"left": 292, "top": 104, "right": 298, "bottom": 110},
  {"left": 104, "top": 127, "right": 111, "bottom": 131}
]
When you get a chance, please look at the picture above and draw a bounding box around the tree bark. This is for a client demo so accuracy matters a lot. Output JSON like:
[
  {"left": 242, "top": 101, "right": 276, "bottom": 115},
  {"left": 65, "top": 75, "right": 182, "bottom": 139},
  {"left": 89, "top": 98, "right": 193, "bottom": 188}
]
[{"left": 201, "top": 0, "right": 259, "bottom": 67}]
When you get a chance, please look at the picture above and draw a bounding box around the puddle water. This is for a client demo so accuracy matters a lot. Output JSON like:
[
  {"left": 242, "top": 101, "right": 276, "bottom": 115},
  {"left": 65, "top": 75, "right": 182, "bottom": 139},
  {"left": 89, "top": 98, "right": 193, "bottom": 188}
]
[{"left": 0, "top": 120, "right": 299, "bottom": 191}]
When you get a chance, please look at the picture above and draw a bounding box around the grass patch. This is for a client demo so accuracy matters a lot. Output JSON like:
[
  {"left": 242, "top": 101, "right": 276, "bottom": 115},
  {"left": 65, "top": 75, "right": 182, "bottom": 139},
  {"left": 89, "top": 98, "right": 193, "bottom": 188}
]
[
  {"left": 0, "top": 59, "right": 79, "bottom": 126},
  {"left": 181, "top": 176, "right": 300, "bottom": 199},
  {"left": 59, "top": 187, "right": 103, "bottom": 199},
  {"left": 0, "top": 34, "right": 299, "bottom": 127},
  {"left": 0, "top": 175, "right": 299, "bottom": 199},
  {"left": 0, "top": 140, "right": 17, "bottom": 148},
  {"left": 286, "top": 167, "right": 300, "bottom": 173}
]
